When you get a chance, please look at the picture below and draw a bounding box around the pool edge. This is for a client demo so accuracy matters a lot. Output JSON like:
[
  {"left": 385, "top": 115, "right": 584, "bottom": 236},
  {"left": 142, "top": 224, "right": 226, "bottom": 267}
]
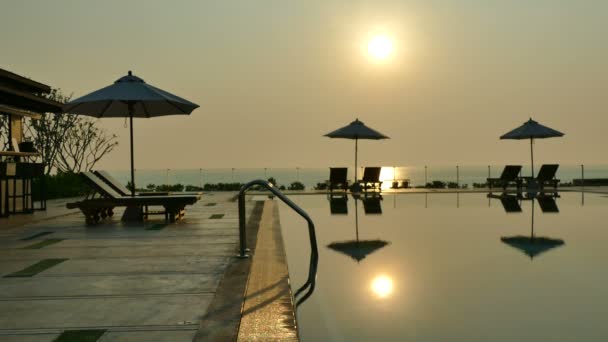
[{"left": 236, "top": 199, "right": 299, "bottom": 341}]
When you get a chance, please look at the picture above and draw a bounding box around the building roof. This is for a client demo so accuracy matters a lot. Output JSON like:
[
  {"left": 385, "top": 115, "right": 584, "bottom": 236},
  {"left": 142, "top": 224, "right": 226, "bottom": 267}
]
[
  {"left": 0, "top": 68, "right": 52, "bottom": 94},
  {"left": 0, "top": 104, "right": 42, "bottom": 119},
  {"left": 0, "top": 68, "right": 63, "bottom": 113}
]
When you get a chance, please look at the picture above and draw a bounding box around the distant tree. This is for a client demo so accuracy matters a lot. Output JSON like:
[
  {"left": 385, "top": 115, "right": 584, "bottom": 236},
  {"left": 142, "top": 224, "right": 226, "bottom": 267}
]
[
  {"left": 267, "top": 177, "right": 277, "bottom": 187},
  {"left": 24, "top": 89, "right": 118, "bottom": 174}
]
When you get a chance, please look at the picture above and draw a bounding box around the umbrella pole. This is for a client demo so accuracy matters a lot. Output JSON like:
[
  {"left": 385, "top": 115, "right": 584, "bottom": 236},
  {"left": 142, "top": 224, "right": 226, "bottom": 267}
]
[
  {"left": 129, "top": 105, "right": 135, "bottom": 196},
  {"left": 354, "top": 138, "right": 358, "bottom": 182},
  {"left": 531, "top": 199, "right": 535, "bottom": 240},
  {"left": 530, "top": 138, "right": 534, "bottom": 177},
  {"left": 355, "top": 198, "right": 359, "bottom": 243}
]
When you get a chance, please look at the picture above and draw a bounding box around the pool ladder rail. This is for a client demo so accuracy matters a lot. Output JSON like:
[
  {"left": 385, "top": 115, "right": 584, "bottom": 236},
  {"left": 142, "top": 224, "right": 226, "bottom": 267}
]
[{"left": 238, "top": 179, "right": 318, "bottom": 307}]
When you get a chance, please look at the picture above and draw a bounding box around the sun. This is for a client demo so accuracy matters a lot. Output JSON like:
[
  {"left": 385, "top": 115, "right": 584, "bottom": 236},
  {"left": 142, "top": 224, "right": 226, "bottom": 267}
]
[
  {"left": 371, "top": 275, "right": 394, "bottom": 298},
  {"left": 367, "top": 35, "right": 393, "bottom": 61}
]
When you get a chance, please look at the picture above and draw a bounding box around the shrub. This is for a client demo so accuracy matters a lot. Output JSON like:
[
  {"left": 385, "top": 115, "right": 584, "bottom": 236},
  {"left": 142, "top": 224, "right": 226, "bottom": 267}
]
[
  {"left": 33, "top": 172, "right": 87, "bottom": 200},
  {"left": 447, "top": 182, "right": 459, "bottom": 189},
  {"left": 425, "top": 181, "right": 446, "bottom": 189},
  {"left": 314, "top": 182, "right": 328, "bottom": 190},
  {"left": 203, "top": 183, "right": 244, "bottom": 191},
  {"left": 156, "top": 184, "right": 184, "bottom": 192},
  {"left": 288, "top": 181, "right": 305, "bottom": 190}
]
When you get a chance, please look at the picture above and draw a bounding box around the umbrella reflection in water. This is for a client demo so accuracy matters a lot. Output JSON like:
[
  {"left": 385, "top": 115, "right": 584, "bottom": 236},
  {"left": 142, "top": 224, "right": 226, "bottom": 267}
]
[
  {"left": 495, "top": 193, "right": 565, "bottom": 259},
  {"left": 327, "top": 194, "right": 389, "bottom": 262}
]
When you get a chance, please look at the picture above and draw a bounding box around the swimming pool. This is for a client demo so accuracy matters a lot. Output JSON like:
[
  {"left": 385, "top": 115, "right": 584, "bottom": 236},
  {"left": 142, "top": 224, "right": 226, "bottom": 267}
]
[{"left": 279, "top": 192, "right": 608, "bottom": 341}]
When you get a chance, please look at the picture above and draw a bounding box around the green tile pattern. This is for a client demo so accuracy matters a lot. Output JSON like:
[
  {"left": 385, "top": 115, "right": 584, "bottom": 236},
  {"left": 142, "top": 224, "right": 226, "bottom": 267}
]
[
  {"left": 54, "top": 329, "right": 107, "bottom": 342},
  {"left": 20, "top": 231, "right": 53, "bottom": 241},
  {"left": 22, "top": 239, "right": 64, "bottom": 249},
  {"left": 4, "top": 258, "right": 69, "bottom": 278}
]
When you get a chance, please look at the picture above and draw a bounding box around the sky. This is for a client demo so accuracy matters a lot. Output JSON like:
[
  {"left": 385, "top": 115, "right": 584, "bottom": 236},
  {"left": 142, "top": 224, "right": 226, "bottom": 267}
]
[{"left": 2, "top": 0, "right": 607, "bottom": 170}]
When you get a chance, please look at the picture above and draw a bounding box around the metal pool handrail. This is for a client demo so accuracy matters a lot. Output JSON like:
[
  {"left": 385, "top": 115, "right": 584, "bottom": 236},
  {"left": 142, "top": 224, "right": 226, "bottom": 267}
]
[{"left": 237, "top": 179, "right": 318, "bottom": 306}]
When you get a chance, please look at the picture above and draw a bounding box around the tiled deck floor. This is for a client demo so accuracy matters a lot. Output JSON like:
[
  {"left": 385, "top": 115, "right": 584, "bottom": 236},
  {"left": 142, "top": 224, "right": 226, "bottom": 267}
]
[{"left": 0, "top": 193, "right": 252, "bottom": 341}]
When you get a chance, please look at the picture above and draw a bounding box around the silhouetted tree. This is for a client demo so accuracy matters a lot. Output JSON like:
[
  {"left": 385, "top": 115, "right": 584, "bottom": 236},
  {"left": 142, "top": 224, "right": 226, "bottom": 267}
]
[
  {"left": 53, "top": 118, "right": 118, "bottom": 173},
  {"left": 24, "top": 89, "right": 118, "bottom": 174}
]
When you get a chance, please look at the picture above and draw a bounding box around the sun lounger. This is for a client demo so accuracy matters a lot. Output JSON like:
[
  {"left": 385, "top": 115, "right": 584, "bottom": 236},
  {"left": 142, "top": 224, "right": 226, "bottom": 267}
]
[
  {"left": 535, "top": 164, "right": 560, "bottom": 190},
  {"left": 94, "top": 170, "right": 169, "bottom": 196},
  {"left": 328, "top": 167, "right": 348, "bottom": 193},
  {"left": 359, "top": 167, "right": 382, "bottom": 192},
  {"left": 487, "top": 165, "right": 522, "bottom": 191},
  {"left": 67, "top": 172, "right": 199, "bottom": 224}
]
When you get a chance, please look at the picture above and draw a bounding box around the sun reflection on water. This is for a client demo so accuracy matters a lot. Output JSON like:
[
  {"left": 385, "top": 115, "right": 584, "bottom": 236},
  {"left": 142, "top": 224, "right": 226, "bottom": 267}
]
[
  {"left": 371, "top": 274, "right": 394, "bottom": 299},
  {"left": 379, "top": 166, "right": 407, "bottom": 190}
]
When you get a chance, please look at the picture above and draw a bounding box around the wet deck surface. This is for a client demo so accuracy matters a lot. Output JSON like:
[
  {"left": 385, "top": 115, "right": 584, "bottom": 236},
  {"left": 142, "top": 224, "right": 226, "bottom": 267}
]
[{"left": 0, "top": 193, "right": 253, "bottom": 341}]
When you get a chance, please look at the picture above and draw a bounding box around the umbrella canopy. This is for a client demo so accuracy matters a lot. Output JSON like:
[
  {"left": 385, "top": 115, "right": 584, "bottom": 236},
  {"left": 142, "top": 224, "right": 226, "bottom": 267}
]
[
  {"left": 63, "top": 71, "right": 199, "bottom": 195},
  {"left": 500, "top": 118, "right": 564, "bottom": 177},
  {"left": 63, "top": 71, "right": 199, "bottom": 117},
  {"left": 324, "top": 118, "right": 389, "bottom": 184}
]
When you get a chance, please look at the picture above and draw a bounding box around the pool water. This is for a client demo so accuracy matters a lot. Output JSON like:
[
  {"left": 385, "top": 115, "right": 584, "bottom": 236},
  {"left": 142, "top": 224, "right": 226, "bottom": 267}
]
[{"left": 279, "top": 192, "right": 608, "bottom": 341}]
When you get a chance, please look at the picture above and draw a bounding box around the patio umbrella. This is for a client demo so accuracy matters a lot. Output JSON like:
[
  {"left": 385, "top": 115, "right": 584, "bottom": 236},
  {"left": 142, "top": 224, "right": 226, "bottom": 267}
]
[
  {"left": 500, "top": 118, "right": 564, "bottom": 177},
  {"left": 327, "top": 195, "right": 389, "bottom": 262},
  {"left": 500, "top": 196, "right": 565, "bottom": 259},
  {"left": 63, "top": 71, "right": 199, "bottom": 196},
  {"left": 324, "top": 119, "right": 389, "bottom": 184}
]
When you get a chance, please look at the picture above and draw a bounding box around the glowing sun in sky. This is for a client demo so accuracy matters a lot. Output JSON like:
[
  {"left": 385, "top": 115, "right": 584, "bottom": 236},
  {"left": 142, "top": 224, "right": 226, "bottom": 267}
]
[{"left": 367, "top": 35, "right": 394, "bottom": 61}]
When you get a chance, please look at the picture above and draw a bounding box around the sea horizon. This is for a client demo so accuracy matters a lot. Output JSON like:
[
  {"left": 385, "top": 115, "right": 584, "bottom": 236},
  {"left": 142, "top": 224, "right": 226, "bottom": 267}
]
[{"left": 107, "top": 163, "right": 608, "bottom": 189}]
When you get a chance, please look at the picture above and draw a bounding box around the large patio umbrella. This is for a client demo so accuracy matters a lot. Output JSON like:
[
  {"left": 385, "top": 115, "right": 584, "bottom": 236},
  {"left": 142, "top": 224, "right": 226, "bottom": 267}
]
[
  {"left": 500, "top": 196, "right": 565, "bottom": 259},
  {"left": 327, "top": 195, "right": 389, "bottom": 262},
  {"left": 324, "top": 119, "right": 389, "bottom": 184},
  {"left": 500, "top": 118, "right": 564, "bottom": 177},
  {"left": 63, "top": 71, "right": 199, "bottom": 196}
]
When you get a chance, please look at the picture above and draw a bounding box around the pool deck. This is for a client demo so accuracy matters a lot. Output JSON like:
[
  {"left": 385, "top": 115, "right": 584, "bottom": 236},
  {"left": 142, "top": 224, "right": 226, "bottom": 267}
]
[
  {"left": 0, "top": 193, "right": 258, "bottom": 341},
  {"left": 0, "top": 186, "right": 605, "bottom": 341}
]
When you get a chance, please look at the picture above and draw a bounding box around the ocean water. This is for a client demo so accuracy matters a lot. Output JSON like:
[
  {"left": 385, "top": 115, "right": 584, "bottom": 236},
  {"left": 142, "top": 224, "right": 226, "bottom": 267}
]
[{"left": 106, "top": 164, "right": 608, "bottom": 190}]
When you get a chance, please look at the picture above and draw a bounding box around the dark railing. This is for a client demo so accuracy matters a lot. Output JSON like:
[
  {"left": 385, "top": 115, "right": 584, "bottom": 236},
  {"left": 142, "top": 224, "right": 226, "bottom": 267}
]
[{"left": 238, "top": 179, "right": 318, "bottom": 307}]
